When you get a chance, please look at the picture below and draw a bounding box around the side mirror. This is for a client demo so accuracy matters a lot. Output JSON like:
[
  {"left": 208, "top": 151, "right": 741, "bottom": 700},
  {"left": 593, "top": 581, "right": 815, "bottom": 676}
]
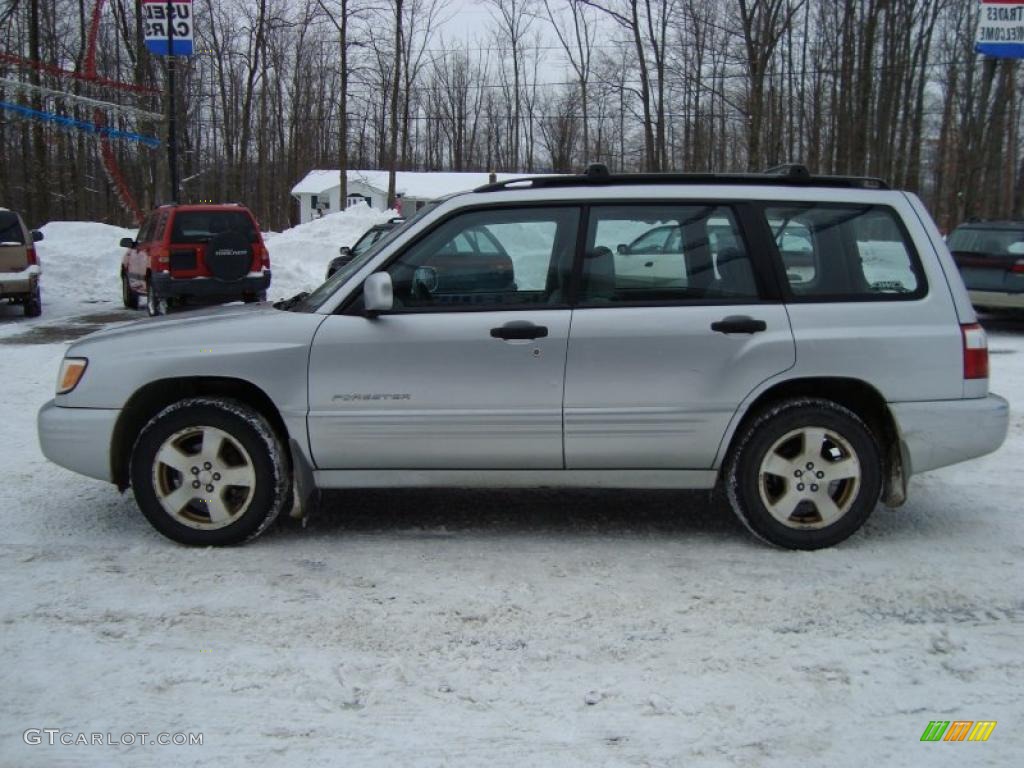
[
  {"left": 339, "top": 245, "right": 352, "bottom": 256},
  {"left": 32, "top": 230, "right": 44, "bottom": 242},
  {"left": 363, "top": 272, "right": 393, "bottom": 315},
  {"left": 119, "top": 237, "right": 135, "bottom": 248},
  {"left": 617, "top": 243, "right": 628, "bottom": 255}
]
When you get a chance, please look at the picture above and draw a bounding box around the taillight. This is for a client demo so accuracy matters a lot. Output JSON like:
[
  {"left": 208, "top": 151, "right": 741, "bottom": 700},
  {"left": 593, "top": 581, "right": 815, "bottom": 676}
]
[
  {"left": 26, "top": 246, "right": 38, "bottom": 266},
  {"left": 255, "top": 242, "right": 270, "bottom": 270},
  {"left": 961, "top": 323, "right": 989, "bottom": 379},
  {"left": 152, "top": 247, "right": 169, "bottom": 271},
  {"left": 1011, "top": 259, "right": 1024, "bottom": 274}
]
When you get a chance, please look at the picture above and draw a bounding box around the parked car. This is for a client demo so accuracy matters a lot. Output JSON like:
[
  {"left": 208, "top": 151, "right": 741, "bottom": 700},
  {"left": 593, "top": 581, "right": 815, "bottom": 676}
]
[
  {"left": 947, "top": 220, "right": 1024, "bottom": 312},
  {"left": 0, "top": 208, "right": 43, "bottom": 317},
  {"left": 120, "top": 203, "right": 271, "bottom": 316},
  {"left": 325, "top": 217, "right": 405, "bottom": 279},
  {"left": 39, "top": 164, "right": 1008, "bottom": 549}
]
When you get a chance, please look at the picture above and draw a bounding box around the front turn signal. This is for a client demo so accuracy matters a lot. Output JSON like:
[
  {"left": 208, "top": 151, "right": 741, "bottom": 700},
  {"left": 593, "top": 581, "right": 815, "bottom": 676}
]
[{"left": 57, "top": 358, "right": 88, "bottom": 394}]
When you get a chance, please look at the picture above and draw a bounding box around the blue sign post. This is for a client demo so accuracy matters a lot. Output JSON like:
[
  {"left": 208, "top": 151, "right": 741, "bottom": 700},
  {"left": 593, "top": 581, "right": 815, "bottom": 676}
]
[
  {"left": 143, "top": 1, "right": 193, "bottom": 202},
  {"left": 976, "top": 1, "right": 1024, "bottom": 58}
]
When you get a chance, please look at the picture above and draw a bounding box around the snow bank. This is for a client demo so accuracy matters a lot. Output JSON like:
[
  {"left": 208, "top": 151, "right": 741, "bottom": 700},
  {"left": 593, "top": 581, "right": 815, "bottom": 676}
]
[
  {"left": 264, "top": 203, "right": 395, "bottom": 299},
  {"left": 35, "top": 221, "right": 136, "bottom": 315}
]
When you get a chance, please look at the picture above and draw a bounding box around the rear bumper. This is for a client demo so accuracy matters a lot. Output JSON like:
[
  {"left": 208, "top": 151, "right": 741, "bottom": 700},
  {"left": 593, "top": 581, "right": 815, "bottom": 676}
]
[
  {"left": 37, "top": 400, "right": 119, "bottom": 483},
  {"left": 968, "top": 289, "right": 1024, "bottom": 309},
  {"left": 890, "top": 394, "right": 1009, "bottom": 475},
  {"left": 0, "top": 265, "right": 40, "bottom": 297},
  {"left": 151, "top": 270, "right": 270, "bottom": 299}
]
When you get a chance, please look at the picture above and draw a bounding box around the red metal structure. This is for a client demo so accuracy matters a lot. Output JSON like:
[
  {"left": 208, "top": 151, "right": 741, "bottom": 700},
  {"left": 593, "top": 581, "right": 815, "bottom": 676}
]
[{"left": 1, "top": 0, "right": 157, "bottom": 224}]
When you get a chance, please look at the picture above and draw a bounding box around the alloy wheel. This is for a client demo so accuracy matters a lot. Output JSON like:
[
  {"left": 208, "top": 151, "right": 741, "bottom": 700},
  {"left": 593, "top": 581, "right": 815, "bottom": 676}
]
[
  {"left": 151, "top": 425, "right": 256, "bottom": 530},
  {"left": 757, "top": 426, "right": 861, "bottom": 529}
]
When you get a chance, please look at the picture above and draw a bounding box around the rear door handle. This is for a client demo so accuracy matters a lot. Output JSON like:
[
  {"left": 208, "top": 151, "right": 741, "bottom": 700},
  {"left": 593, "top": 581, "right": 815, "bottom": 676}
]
[
  {"left": 490, "top": 321, "right": 549, "bottom": 341},
  {"left": 711, "top": 315, "right": 767, "bottom": 334}
]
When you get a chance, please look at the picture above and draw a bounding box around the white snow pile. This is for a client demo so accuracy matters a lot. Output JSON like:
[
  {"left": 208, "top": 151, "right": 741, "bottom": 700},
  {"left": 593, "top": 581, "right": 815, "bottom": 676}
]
[
  {"left": 35, "top": 220, "right": 136, "bottom": 314},
  {"left": 264, "top": 203, "right": 396, "bottom": 298}
]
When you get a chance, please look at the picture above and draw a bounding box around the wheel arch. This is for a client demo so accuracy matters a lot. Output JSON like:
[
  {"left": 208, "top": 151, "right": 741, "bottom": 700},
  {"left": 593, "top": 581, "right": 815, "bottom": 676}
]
[
  {"left": 715, "top": 376, "right": 907, "bottom": 507},
  {"left": 111, "top": 376, "right": 290, "bottom": 491}
]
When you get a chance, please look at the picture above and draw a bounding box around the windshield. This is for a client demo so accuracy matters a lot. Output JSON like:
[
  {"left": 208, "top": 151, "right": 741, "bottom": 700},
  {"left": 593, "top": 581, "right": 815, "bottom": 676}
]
[
  {"left": 352, "top": 228, "right": 384, "bottom": 257},
  {"left": 287, "top": 204, "right": 437, "bottom": 313}
]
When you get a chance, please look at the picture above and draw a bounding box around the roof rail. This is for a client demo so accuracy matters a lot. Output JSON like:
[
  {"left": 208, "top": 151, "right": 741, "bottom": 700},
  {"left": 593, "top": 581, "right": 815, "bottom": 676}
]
[{"left": 473, "top": 163, "right": 889, "bottom": 192}]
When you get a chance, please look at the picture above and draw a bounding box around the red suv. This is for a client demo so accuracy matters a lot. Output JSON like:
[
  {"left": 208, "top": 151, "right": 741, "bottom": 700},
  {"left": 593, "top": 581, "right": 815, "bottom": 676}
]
[{"left": 120, "top": 204, "right": 271, "bottom": 316}]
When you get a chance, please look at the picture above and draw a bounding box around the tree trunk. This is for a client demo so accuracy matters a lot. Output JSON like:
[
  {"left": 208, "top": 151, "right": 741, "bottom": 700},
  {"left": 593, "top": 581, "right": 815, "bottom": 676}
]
[{"left": 387, "top": 0, "right": 403, "bottom": 209}]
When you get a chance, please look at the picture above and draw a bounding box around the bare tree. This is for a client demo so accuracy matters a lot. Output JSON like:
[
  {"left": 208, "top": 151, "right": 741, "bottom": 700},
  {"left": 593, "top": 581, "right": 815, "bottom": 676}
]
[
  {"left": 542, "top": 0, "right": 596, "bottom": 165},
  {"left": 487, "top": 0, "right": 535, "bottom": 170},
  {"left": 736, "top": 0, "right": 805, "bottom": 170}
]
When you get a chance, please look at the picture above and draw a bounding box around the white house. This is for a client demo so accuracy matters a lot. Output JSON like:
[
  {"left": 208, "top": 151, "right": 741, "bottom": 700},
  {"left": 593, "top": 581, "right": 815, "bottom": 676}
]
[{"left": 290, "top": 169, "right": 541, "bottom": 224}]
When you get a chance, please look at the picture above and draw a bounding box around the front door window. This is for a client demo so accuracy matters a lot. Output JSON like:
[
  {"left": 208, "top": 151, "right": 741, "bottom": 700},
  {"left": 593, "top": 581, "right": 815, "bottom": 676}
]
[{"left": 385, "top": 207, "right": 579, "bottom": 310}]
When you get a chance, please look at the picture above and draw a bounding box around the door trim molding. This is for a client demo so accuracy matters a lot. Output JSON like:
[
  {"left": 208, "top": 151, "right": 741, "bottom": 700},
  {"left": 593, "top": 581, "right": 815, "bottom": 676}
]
[{"left": 314, "top": 468, "right": 718, "bottom": 490}]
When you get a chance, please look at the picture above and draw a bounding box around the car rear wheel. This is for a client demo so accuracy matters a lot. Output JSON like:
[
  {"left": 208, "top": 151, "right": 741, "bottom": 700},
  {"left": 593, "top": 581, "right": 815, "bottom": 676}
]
[
  {"left": 122, "top": 272, "right": 139, "bottom": 309},
  {"left": 146, "top": 280, "right": 168, "bottom": 316},
  {"left": 23, "top": 282, "right": 41, "bottom": 317},
  {"left": 130, "top": 398, "right": 290, "bottom": 545},
  {"left": 725, "top": 398, "right": 882, "bottom": 550}
]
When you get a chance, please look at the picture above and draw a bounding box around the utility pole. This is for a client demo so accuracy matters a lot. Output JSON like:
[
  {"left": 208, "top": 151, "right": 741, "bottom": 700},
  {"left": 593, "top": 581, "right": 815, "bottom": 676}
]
[{"left": 166, "top": 0, "right": 179, "bottom": 202}]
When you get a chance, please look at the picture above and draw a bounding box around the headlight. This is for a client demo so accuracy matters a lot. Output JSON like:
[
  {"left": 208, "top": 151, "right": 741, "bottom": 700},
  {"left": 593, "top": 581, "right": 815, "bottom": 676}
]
[{"left": 57, "top": 357, "right": 88, "bottom": 394}]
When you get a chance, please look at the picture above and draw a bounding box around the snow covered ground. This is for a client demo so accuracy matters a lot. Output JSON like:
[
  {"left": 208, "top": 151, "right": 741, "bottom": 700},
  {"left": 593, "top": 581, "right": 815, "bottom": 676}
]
[{"left": 1, "top": 216, "right": 1022, "bottom": 766}]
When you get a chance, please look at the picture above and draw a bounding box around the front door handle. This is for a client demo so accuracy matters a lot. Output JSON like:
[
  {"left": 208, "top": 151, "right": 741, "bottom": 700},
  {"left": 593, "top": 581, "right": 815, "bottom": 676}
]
[
  {"left": 711, "top": 315, "right": 767, "bottom": 334},
  {"left": 490, "top": 321, "right": 549, "bottom": 341}
]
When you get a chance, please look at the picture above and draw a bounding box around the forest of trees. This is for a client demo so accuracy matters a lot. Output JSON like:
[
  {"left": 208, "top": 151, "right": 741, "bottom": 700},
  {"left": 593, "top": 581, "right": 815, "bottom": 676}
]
[{"left": 1, "top": 0, "right": 1022, "bottom": 233}]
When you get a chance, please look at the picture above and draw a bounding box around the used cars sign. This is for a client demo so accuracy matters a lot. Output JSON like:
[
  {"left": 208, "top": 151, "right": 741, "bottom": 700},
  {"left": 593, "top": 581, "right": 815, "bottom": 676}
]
[{"left": 143, "top": 0, "right": 193, "bottom": 57}]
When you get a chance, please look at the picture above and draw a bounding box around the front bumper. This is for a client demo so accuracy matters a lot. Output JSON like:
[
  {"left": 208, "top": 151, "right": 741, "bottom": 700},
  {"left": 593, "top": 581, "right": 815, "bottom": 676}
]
[
  {"left": 0, "top": 264, "right": 40, "bottom": 297},
  {"left": 151, "top": 270, "right": 270, "bottom": 299},
  {"left": 38, "top": 400, "right": 120, "bottom": 483},
  {"left": 890, "top": 394, "right": 1009, "bottom": 476},
  {"left": 968, "top": 289, "right": 1024, "bottom": 310}
]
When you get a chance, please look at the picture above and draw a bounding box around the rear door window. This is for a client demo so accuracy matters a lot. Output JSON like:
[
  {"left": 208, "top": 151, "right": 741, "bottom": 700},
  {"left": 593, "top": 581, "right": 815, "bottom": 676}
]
[
  {"left": 763, "top": 204, "right": 925, "bottom": 299},
  {"left": 580, "top": 204, "right": 760, "bottom": 303},
  {"left": 136, "top": 214, "right": 158, "bottom": 245},
  {"left": 0, "top": 211, "right": 25, "bottom": 245}
]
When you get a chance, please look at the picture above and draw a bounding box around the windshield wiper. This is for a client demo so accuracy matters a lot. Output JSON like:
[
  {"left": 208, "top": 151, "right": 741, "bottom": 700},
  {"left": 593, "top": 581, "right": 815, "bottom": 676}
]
[{"left": 274, "top": 291, "right": 309, "bottom": 311}]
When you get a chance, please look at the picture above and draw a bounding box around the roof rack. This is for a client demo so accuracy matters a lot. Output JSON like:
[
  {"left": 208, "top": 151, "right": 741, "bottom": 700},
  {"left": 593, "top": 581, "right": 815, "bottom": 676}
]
[{"left": 473, "top": 162, "right": 889, "bottom": 192}]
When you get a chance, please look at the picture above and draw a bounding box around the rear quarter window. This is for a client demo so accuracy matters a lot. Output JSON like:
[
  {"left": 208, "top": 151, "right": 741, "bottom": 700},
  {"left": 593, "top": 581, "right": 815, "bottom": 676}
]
[{"left": 762, "top": 204, "right": 926, "bottom": 301}]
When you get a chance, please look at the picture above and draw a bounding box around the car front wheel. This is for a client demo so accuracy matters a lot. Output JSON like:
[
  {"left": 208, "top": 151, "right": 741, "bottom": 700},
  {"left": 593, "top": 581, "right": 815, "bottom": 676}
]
[
  {"left": 130, "top": 398, "right": 290, "bottom": 545},
  {"left": 725, "top": 398, "right": 882, "bottom": 550},
  {"left": 122, "top": 272, "right": 139, "bottom": 309}
]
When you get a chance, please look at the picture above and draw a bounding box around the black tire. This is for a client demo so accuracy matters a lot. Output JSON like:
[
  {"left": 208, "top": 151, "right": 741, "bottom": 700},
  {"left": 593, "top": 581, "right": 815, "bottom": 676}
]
[
  {"left": 130, "top": 397, "right": 290, "bottom": 546},
  {"left": 146, "top": 279, "right": 167, "bottom": 316},
  {"left": 122, "top": 272, "right": 139, "bottom": 309},
  {"left": 23, "top": 283, "right": 41, "bottom": 317},
  {"left": 725, "top": 398, "right": 882, "bottom": 550},
  {"left": 243, "top": 290, "right": 267, "bottom": 303}
]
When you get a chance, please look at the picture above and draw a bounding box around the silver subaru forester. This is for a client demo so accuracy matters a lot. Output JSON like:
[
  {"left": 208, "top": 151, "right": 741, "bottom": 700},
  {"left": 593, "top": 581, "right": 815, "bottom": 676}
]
[{"left": 38, "top": 166, "right": 1010, "bottom": 549}]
